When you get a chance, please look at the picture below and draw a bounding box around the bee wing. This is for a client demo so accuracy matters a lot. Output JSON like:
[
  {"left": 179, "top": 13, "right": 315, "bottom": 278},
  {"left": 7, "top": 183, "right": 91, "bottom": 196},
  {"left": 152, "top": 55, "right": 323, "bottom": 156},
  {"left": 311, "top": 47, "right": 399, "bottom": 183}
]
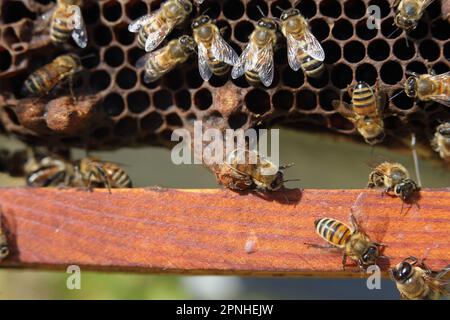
[
  {"left": 197, "top": 43, "right": 213, "bottom": 81},
  {"left": 128, "top": 14, "right": 153, "bottom": 32},
  {"left": 419, "top": 0, "right": 435, "bottom": 11},
  {"left": 429, "top": 95, "right": 450, "bottom": 107},
  {"left": 428, "top": 71, "right": 450, "bottom": 107},
  {"left": 231, "top": 43, "right": 252, "bottom": 79},
  {"left": 144, "top": 22, "right": 174, "bottom": 52},
  {"left": 297, "top": 30, "right": 325, "bottom": 62},
  {"left": 135, "top": 52, "right": 153, "bottom": 68},
  {"left": 211, "top": 33, "right": 239, "bottom": 66},
  {"left": 255, "top": 45, "right": 274, "bottom": 87},
  {"left": 33, "top": 6, "right": 55, "bottom": 32},
  {"left": 286, "top": 34, "right": 302, "bottom": 71},
  {"left": 71, "top": 5, "right": 88, "bottom": 48},
  {"left": 423, "top": 275, "right": 450, "bottom": 297}
]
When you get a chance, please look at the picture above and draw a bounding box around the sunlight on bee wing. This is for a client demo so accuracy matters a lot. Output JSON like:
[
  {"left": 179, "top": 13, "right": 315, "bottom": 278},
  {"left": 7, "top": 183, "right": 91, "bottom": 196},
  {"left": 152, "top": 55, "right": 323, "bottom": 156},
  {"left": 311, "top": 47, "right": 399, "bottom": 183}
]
[
  {"left": 145, "top": 23, "right": 172, "bottom": 52},
  {"left": 231, "top": 44, "right": 251, "bottom": 79},
  {"left": 71, "top": 6, "right": 87, "bottom": 48},
  {"left": 286, "top": 34, "right": 302, "bottom": 71},
  {"left": 256, "top": 46, "right": 274, "bottom": 87},
  {"left": 128, "top": 13, "right": 153, "bottom": 33},
  {"left": 299, "top": 31, "right": 325, "bottom": 62},
  {"left": 210, "top": 33, "right": 239, "bottom": 66},
  {"left": 198, "top": 43, "right": 213, "bottom": 81},
  {"left": 33, "top": 6, "right": 55, "bottom": 32}
]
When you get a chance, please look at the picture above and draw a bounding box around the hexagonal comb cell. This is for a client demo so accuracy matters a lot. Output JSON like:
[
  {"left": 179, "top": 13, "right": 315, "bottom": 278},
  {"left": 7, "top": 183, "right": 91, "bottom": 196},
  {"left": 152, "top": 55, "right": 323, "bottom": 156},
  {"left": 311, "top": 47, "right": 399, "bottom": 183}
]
[{"left": 0, "top": 0, "right": 448, "bottom": 154}]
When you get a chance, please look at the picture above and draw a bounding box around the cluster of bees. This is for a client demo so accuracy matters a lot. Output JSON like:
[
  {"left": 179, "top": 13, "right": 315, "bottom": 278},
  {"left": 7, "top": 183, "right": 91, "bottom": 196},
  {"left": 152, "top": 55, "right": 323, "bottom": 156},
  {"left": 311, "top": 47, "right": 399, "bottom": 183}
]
[{"left": 1, "top": 0, "right": 449, "bottom": 300}]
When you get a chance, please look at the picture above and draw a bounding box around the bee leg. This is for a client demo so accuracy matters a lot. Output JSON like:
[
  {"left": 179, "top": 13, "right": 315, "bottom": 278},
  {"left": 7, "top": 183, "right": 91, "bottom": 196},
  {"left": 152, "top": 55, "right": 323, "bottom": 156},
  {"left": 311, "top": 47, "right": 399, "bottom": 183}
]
[
  {"left": 341, "top": 254, "right": 348, "bottom": 270},
  {"left": 424, "top": 60, "right": 436, "bottom": 75},
  {"left": 436, "top": 265, "right": 450, "bottom": 279},
  {"left": 69, "top": 75, "right": 76, "bottom": 102},
  {"left": 95, "top": 165, "right": 112, "bottom": 194},
  {"left": 304, "top": 243, "right": 336, "bottom": 250},
  {"left": 391, "top": 0, "right": 400, "bottom": 8},
  {"left": 346, "top": 83, "right": 355, "bottom": 97}
]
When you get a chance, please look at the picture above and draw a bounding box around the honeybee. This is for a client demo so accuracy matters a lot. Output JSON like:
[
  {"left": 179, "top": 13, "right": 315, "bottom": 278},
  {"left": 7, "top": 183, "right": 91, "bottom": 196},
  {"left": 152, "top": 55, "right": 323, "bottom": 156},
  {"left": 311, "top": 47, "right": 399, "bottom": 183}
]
[
  {"left": 74, "top": 157, "right": 133, "bottom": 191},
  {"left": 309, "top": 197, "right": 384, "bottom": 270},
  {"left": 367, "top": 161, "right": 419, "bottom": 201},
  {"left": 279, "top": 8, "right": 325, "bottom": 78},
  {"left": 431, "top": 122, "right": 450, "bottom": 162},
  {"left": 137, "top": 35, "right": 195, "bottom": 83},
  {"left": 26, "top": 155, "right": 74, "bottom": 187},
  {"left": 128, "top": 0, "right": 192, "bottom": 52},
  {"left": 0, "top": 210, "right": 9, "bottom": 261},
  {"left": 333, "top": 81, "right": 386, "bottom": 145},
  {"left": 390, "top": 256, "right": 450, "bottom": 300},
  {"left": 192, "top": 15, "right": 239, "bottom": 81},
  {"left": 231, "top": 18, "right": 278, "bottom": 87},
  {"left": 34, "top": 0, "right": 87, "bottom": 48},
  {"left": 20, "top": 54, "right": 82, "bottom": 97},
  {"left": 393, "top": 0, "right": 433, "bottom": 31},
  {"left": 404, "top": 71, "right": 450, "bottom": 107},
  {"left": 222, "top": 148, "right": 292, "bottom": 191}
]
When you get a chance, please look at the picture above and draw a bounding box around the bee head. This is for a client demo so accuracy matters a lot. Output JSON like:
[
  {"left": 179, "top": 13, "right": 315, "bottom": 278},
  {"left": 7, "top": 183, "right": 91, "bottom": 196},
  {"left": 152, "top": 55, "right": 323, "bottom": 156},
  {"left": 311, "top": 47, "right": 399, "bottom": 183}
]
[
  {"left": 361, "top": 245, "right": 379, "bottom": 266},
  {"left": 269, "top": 171, "right": 284, "bottom": 191},
  {"left": 179, "top": 35, "right": 196, "bottom": 52},
  {"left": 0, "top": 244, "right": 9, "bottom": 260},
  {"left": 257, "top": 18, "right": 278, "bottom": 31},
  {"left": 394, "top": 179, "right": 419, "bottom": 201},
  {"left": 280, "top": 8, "right": 300, "bottom": 21},
  {"left": 437, "top": 123, "right": 450, "bottom": 137},
  {"left": 395, "top": 11, "right": 417, "bottom": 31},
  {"left": 391, "top": 261, "right": 413, "bottom": 283},
  {"left": 192, "top": 15, "right": 210, "bottom": 29},
  {"left": 404, "top": 76, "right": 418, "bottom": 98}
]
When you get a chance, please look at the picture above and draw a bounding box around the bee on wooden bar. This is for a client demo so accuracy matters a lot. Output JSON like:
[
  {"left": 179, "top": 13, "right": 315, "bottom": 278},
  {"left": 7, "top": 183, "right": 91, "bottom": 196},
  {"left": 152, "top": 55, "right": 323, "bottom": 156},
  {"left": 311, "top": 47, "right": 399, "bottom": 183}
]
[
  {"left": 26, "top": 155, "right": 74, "bottom": 187},
  {"left": 0, "top": 210, "right": 9, "bottom": 261},
  {"left": 34, "top": 0, "right": 87, "bottom": 48},
  {"left": 128, "top": 0, "right": 192, "bottom": 52},
  {"left": 136, "top": 35, "right": 195, "bottom": 83},
  {"left": 191, "top": 15, "right": 239, "bottom": 81},
  {"left": 367, "top": 161, "right": 419, "bottom": 202},
  {"left": 393, "top": 0, "right": 433, "bottom": 32},
  {"left": 333, "top": 81, "right": 386, "bottom": 145},
  {"left": 279, "top": 8, "right": 325, "bottom": 78},
  {"left": 20, "top": 54, "right": 82, "bottom": 97},
  {"left": 223, "top": 148, "right": 294, "bottom": 191},
  {"left": 431, "top": 122, "right": 450, "bottom": 162},
  {"left": 231, "top": 17, "right": 278, "bottom": 87},
  {"left": 73, "top": 157, "right": 133, "bottom": 192},
  {"left": 309, "top": 196, "right": 384, "bottom": 270},
  {"left": 390, "top": 256, "right": 450, "bottom": 300},
  {"left": 404, "top": 71, "right": 450, "bottom": 107}
]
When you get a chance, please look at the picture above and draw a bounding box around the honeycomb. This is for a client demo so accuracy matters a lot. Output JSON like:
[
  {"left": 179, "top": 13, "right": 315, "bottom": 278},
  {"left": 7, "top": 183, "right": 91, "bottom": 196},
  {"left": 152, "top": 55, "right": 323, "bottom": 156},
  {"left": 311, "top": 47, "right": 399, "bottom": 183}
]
[{"left": 0, "top": 0, "right": 449, "bottom": 154}]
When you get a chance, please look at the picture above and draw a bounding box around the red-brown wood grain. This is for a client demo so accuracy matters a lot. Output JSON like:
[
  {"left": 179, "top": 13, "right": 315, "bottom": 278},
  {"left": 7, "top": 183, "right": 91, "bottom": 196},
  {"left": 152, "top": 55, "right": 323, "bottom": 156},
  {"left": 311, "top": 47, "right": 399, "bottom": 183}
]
[{"left": 0, "top": 187, "right": 449, "bottom": 277}]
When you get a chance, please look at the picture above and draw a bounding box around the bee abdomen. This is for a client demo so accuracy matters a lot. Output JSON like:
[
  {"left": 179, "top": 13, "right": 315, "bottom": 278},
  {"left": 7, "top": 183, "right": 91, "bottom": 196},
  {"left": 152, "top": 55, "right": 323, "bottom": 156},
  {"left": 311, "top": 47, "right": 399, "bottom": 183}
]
[
  {"left": 209, "top": 60, "right": 229, "bottom": 76},
  {"left": 137, "top": 28, "right": 148, "bottom": 50},
  {"left": 50, "top": 24, "right": 71, "bottom": 44},
  {"left": 300, "top": 54, "right": 324, "bottom": 78},
  {"left": 21, "top": 70, "right": 50, "bottom": 96},
  {"left": 109, "top": 168, "right": 132, "bottom": 188},
  {"left": 315, "top": 218, "right": 351, "bottom": 247},
  {"left": 245, "top": 70, "right": 262, "bottom": 86}
]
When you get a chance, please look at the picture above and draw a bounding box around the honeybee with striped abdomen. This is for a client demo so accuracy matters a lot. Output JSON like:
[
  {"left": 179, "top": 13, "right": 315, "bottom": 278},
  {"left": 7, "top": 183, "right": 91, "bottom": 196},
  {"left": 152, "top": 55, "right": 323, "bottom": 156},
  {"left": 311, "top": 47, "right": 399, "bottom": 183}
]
[
  {"left": 367, "top": 161, "right": 419, "bottom": 202},
  {"left": 34, "top": 0, "right": 87, "bottom": 48},
  {"left": 404, "top": 71, "right": 450, "bottom": 107},
  {"left": 137, "top": 35, "right": 195, "bottom": 83},
  {"left": 393, "top": 0, "right": 433, "bottom": 32},
  {"left": 128, "top": 0, "right": 192, "bottom": 52},
  {"left": 333, "top": 81, "right": 386, "bottom": 145},
  {"left": 74, "top": 157, "right": 133, "bottom": 191},
  {"left": 231, "top": 18, "right": 278, "bottom": 87},
  {"left": 26, "top": 155, "right": 74, "bottom": 187},
  {"left": 279, "top": 8, "right": 325, "bottom": 78},
  {"left": 390, "top": 256, "right": 450, "bottom": 300},
  {"left": 192, "top": 15, "right": 239, "bottom": 81},
  {"left": 431, "top": 122, "right": 450, "bottom": 162},
  {"left": 21, "top": 54, "right": 81, "bottom": 97},
  {"left": 222, "top": 148, "right": 293, "bottom": 191},
  {"left": 309, "top": 197, "right": 384, "bottom": 270},
  {"left": 0, "top": 210, "right": 9, "bottom": 261}
]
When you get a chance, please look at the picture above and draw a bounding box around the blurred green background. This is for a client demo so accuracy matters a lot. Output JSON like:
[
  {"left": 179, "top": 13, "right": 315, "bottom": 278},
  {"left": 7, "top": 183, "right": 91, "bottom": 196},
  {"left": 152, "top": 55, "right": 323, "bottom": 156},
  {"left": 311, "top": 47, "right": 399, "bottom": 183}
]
[{"left": 0, "top": 128, "right": 448, "bottom": 299}]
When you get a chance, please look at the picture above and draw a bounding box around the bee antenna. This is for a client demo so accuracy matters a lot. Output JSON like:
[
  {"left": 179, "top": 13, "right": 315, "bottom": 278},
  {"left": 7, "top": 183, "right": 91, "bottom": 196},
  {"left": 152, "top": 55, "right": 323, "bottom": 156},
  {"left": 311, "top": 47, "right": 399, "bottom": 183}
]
[
  {"left": 293, "top": 0, "right": 302, "bottom": 7},
  {"left": 282, "top": 179, "right": 300, "bottom": 183},
  {"left": 276, "top": 5, "right": 284, "bottom": 12},
  {"left": 201, "top": 7, "right": 210, "bottom": 16},
  {"left": 256, "top": 5, "right": 266, "bottom": 18},
  {"left": 389, "top": 90, "right": 404, "bottom": 101},
  {"left": 387, "top": 27, "right": 400, "bottom": 39},
  {"left": 410, "top": 133, "right": 422, "bottom": 188},
  {"left": 80, "top": 53, "right": 97, "bottom": 61}
]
